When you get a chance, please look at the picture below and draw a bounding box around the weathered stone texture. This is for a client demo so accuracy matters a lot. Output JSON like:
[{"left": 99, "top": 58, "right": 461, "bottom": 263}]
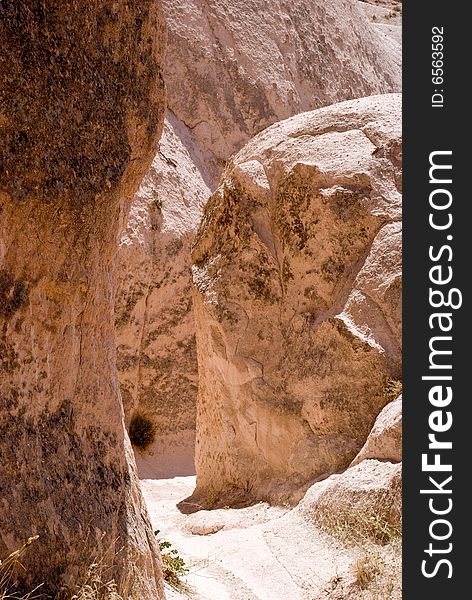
[
  {"left": 190, "top": 94, "right": 402, "bottom": 505},
  {"left": 0, "top": 1, "right": 166, "bottom": 596}
]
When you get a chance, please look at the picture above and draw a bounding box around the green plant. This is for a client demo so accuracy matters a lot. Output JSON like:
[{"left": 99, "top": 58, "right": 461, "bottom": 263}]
[
  {"left": 128, "top": 414, "right": 156, "bottom": 451},
  {"left": 153, "top": 531, "right": 189, "bottom": 591}
]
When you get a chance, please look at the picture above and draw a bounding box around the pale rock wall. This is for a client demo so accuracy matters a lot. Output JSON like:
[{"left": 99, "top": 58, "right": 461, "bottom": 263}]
[
  {"left": 190, "top": 94, "right": 402, "bottom": 505},
  {"left": 163, "top": 0, "right": 402, "bottom": 182},
  {"left": 299, "top": 459, "right": 402, "bottom": 539},
  {"left": 115, "top": 113, "right": 211, "bottom": 476},
  {"left": 351, "top": 395, "right": 402, "bottom": 466},
  {"left": 116, "top": 0, "right": 402, "bottom": 467}
]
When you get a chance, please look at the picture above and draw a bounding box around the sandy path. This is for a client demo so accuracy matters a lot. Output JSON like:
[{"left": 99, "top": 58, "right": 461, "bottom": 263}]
[{"left": 141, "top": 476, "right": 357, "bottom": 600}]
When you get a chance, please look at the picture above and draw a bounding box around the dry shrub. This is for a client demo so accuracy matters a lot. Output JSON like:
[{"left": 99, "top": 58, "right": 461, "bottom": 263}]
[
  {"left": 68, "top": 560, "right": 123, "bottom": 600},
  {"left": 62, "top": 537, "right": 140, "bottom": 600},
  {"left": 384, "top": 379, "right": 402, "bottom": 402},
  {"left": 128, "top": 413, "right": 156, "bottom": 450},
  {"left": 353, "top": 554, "right": 380, "bottom": 590},
  {"left": 1, "top": 536, "right": 138, "bottom": 600},
  {"left": 313, "top": 487, "right": 401, "bottom": 547},
  {"left": 351, "top": 545, "right": 402, "bottom": 599}
]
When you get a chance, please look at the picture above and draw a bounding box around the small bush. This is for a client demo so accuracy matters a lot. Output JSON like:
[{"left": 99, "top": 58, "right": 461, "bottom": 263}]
[{"left": 128, "top": 414, "right": 156, "bottom": 451}]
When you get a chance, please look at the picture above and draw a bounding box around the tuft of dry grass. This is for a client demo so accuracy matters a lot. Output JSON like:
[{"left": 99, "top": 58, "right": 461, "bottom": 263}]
[
  {"left": 68, "top": 559, "right": 124, "bottom": 600},
  {"left": 384, "top": 379, "right": 402, "bottom": 402},
  {"left": 0, "top": 536, "right": 42, "bottom": 600},
  {"left": 353, "top": 554, "right": 380, "bottom": 590},
  {"left": 1, "top": 537, "right": 134, "bottom": 600},
  {"left": 321, "top": 543, "right": 402, "bottom": 598},
  {"left": 63, "top": 537, "right": 141, "bottom": 600},
  {"left": 315, "top": 508, "right": 401, "bottom": 547},
  {"left": 313, "top": 496, "right": 401, "bottom": 547},
  {"left": 351, "top": 544, "right": 402, "bottom": 599}
]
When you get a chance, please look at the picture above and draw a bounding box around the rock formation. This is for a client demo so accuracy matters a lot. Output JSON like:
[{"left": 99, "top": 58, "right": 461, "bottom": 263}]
[
  {"left": 300, "top": 459, "right": 402, "bottom": 542},
  {"left": 351, "top": 395, "right": 402, "bottom": 466},
  {"left": 115, "top": 113, "right": 211, "bottom": 476},
  {"left": 162, "top": 0, "right": 402, "bottom": 182},
  {"left": 116, "top": 0, "right": 402, "bottom": 469},
  {"left": 360, "top": 1, "right": 402, "bottom": 45},
  {"left": 190, "top": 94, "right": 402, "bottom": 505},
  {"left": 0, "top": 1, "right": 166, "bottom": 596}
]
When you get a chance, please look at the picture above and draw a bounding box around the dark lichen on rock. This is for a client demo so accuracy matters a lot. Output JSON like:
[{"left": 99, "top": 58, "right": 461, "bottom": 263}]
[
  {"left": 0, "top": 269, "right": 29, "bottom": 317},
  {"left": 0, "top": 0, "right": 166, "bottom": 210}
]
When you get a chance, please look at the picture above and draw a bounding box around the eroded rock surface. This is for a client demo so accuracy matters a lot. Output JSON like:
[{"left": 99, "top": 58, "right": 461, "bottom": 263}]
[
  {"left": 190, "top": 94, "right": 402, "bottom": 505},
  {"left": 163, "top": 0, "right": 402, "bottom": 182},
  {"left": 0, "top": 1, "right": 166, "bottom": 596},
  {"left": 359, "top": 1, "right": 402, "bottom": 46},
  {"left": 115, "top": 113, "right": 211, "bottom": 475},
  {"left": 299, "top": 459, "right": 402, "bottom": 542},
  {"left": 116, "top": 0, "right": 402, "bottom": 467},
  {"left": 351, "top": 395, "right": 402, "bottom": 466}
]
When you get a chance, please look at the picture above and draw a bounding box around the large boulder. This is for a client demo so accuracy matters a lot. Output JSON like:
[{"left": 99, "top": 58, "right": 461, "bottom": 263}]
[
  {"left": 0, "top": 1, "right": 166, "bottom": 596},
  {"left": 116, "top": 0, "right": 402, "bottom": 467},
  {"left": 190, "top": 94, "right": 402, "bottom": 505},
  {"left": 299, "top": 460, "right": 402, "bottom": 544},
  {"left": 351, "top": 395, "right": 402, "bottom": 466}
]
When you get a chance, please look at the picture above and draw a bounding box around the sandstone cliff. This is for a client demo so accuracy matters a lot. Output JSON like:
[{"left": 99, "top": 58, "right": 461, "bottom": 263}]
[
  {"left": 190, "top": 93, "right": 402, "bottom": 505},
  {"left": 116, "top": 0, "right": 402, "bottom": 469},
  {"left": 0, "top": 1, "right": 166, "bottom": 596},
  {"left": 163, "top": 0, "right": 402, "bottom": 182},
  {"left": 115, "top": 113, "right": 211, "bottom": 476}
]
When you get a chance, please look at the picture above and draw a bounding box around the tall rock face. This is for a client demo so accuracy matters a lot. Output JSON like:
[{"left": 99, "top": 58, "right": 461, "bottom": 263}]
[
  {"left": 191, "top": 94, "right": 402, "bottom": 505},
  {"left": 116, "top": 0, "right": 401, "bottom": 468},
  {"left": 0, "top": 2, "right": 166, "bottom": 597},
  {"left": 162, "top": 0, "right": 401, "bottom": 182},
  {"left": 115, "top": 113, "right": 211, "bottom": 477}
]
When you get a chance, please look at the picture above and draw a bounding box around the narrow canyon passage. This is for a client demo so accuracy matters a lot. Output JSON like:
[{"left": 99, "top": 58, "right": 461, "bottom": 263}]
[
  {"left": 1, "top": 2, "right": 403, "bottom": 598},
  {"left": 128, "top": 91, "right": 403, "bottom": 599},
  {"left": 141, "top": 475, "right": 356, "bottom": 600}
]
